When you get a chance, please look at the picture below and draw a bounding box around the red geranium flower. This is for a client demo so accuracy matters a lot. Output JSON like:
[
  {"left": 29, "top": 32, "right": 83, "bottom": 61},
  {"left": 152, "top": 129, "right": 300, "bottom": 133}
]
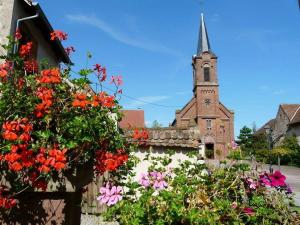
[
  {"left": 50, "top": 30, "right": 68, "bottom": 41},
  {"left": 24, "top": 59, "right": 38, "bottom": 74},
  {"left": 19, "top": 42, "right": 32, "bottom": 58}
]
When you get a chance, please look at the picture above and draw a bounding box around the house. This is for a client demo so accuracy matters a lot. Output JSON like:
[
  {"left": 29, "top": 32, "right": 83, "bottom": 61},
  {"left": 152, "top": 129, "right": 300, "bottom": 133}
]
[
  {"left": 257, "top": 104, "right": 300, "bottom": 146},
  {"left": 119, "top": 110, "right": 145, "bottom": 129},
  {"left": 0, "top": 0, "right": 70, "bottom": 65},
  {"left": 122, "top": 14, "right": 235, "bottom": 159}
]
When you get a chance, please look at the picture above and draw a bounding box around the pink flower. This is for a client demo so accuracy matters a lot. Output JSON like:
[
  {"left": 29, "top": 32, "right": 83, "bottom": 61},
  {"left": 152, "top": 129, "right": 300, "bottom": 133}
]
[
  {"left": 246, "top": 178, "right": 257, "bottom": 190},
  {"left": 111, "top": 75, "right": 123, "bottom": 86},
  {"left": 97, "top": 183, "right": 123, "bottom": 206},
  {"left": 231, "top": 140, "right": 238, "bottom": 150},
  {"left": 231, "top": 202, "right": 238, "bottom": 209},
  {"left": 269, "top": 170, "right": 286, "bottom": 187},
  {"left": 65, "top": 46, "right": 75, "bottom": 55},
  {"left": 150, "top": 172, "right": 168, "bottom": 190},
  {"left": 243, "top": 207, "right": 255, "bottom": 216},
  {"left": 259, "top": 173, "right": 272, "bottom": 187},
  {"left": 139, "top": 173, "right": 150, "bottom": 187}
]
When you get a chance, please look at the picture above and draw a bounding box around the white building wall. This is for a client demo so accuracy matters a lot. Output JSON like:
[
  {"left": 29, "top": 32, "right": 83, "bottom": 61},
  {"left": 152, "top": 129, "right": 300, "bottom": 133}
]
[{"left": 132, "top": 147, "right": 199, "bottom": 179}]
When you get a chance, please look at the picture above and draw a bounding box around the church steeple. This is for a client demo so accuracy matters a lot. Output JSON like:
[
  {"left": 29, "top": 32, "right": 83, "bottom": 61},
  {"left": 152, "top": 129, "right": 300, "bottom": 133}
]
[{"left": 197, "top": 13, "right": 211, "bottom": 55}]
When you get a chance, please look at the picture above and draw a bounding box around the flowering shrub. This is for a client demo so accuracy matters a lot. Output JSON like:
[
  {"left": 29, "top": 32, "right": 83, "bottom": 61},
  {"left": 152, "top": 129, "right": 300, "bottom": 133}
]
[
  {"left": 101, "top": 152, "right": 300, "bottom": 224},
  {"left": 0, "top": 31, "right": 128, "bottom": 208}
]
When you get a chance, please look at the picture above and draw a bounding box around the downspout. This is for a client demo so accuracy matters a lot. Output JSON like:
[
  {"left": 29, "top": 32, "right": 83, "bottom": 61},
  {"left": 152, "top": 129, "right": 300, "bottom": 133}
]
[{"left": 13, "top": 12, "right": 39, "bottom": 54}]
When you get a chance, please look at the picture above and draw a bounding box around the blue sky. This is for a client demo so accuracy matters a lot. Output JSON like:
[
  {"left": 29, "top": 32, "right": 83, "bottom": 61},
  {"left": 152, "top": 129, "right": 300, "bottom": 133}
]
[{"left": 39, "top": 0, "right": 300, "bottom": 136}]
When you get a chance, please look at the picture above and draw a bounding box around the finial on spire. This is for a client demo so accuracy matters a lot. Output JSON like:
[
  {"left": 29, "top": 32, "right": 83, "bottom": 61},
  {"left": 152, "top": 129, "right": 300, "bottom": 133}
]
[{"left": 197, "top": 13, "right": 211, "bottom": 55}]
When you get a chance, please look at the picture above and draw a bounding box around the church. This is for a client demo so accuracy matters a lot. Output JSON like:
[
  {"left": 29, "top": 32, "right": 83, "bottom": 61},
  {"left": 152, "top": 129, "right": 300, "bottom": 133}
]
[{"left": 122, "top": 14, "right": 235, "bottom": 159}]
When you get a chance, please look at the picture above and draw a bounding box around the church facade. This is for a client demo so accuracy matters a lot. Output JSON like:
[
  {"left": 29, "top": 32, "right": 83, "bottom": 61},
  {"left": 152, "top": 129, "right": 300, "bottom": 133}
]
[
  {"left": 122, "top": 14, "right": 234, "bottom": 159},
  {"left": 171, "top": 14, "right": 234, "bottom": 158}
]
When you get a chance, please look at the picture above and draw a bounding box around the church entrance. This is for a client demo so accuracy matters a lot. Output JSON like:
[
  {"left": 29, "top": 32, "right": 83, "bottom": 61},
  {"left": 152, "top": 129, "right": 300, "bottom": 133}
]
[{"left": 205, "top": 143, "right": 214, "bottom": 159}]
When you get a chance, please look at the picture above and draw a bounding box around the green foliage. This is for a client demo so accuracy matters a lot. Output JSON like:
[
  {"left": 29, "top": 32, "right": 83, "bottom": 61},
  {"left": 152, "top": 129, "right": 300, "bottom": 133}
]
[{"left": 237, "top": 126, "right": 254, "bottom": 154}]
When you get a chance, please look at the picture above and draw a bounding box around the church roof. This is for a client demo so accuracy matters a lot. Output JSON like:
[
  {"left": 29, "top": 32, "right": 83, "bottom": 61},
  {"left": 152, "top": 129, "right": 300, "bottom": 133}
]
[{"left": 197, "top": 13, "right": 211, "bottom": 55}]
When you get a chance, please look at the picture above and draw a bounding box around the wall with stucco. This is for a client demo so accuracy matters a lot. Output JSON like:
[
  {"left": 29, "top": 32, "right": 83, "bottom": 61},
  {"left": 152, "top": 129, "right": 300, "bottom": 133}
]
[
  {"left": 132, "top": 147, "right": 200, "bottom": 179},
  {"left": 0, "top": 0, "right": 15, "bottom": 60}
]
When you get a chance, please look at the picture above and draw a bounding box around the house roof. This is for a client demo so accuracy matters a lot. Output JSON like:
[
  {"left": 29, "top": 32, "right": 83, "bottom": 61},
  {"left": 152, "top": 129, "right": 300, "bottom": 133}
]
[
  {"left": 119, "top": 110, "right": 145, "bottom": 129},
  {"left": 280, "top": 104, "right": 300, "bottom": 120},
  {"left": 125, "top": 127, "right": 201, "bottom": 149},
  {"left": 255, "top": 118, "right": 276, "bottom": 135},
  {"left": 21, "top": 1, "right": 71, "bottom": 64},
  {"left": 290, "top": 107, "right": 300, "bottom": 125}
]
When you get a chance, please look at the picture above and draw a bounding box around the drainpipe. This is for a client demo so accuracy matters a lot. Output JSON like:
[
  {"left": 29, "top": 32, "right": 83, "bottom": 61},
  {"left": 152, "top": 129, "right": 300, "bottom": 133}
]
[{"left": 13, "top": 12, "right": 39, "bottom": 54}]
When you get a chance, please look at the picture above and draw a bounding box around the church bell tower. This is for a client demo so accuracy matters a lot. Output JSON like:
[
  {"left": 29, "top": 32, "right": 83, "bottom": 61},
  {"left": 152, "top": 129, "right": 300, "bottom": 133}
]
[{"left": 192, "top": 14, "right": 220, "bottom": 142}]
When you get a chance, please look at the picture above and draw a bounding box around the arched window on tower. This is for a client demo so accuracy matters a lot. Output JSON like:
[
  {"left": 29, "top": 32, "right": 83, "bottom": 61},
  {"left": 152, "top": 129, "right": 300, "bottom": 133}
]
[{"left": 203, "top": 64, "right": 210, "bottom": 82}]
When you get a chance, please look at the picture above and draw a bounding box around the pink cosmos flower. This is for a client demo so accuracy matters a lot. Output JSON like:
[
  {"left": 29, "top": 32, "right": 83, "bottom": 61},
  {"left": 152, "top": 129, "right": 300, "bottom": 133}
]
[
  {"left": 269, "top": 170, "right": 286, "bottom": 187},
  {"left": 139, "top": 173, "right": 150, "bottom": 187},
  {"left": 97, "top": 183, "right": 123, "bottom": 206}
]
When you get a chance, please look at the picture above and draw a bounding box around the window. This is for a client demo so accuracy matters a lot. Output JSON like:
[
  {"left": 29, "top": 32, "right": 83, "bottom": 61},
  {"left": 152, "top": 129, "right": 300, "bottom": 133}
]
[
  {"left": 206, "top": 119, "right": 212, "bottom": 130},
  {"left": 203, "top": 64, "right": 210, "bottom": 81}
]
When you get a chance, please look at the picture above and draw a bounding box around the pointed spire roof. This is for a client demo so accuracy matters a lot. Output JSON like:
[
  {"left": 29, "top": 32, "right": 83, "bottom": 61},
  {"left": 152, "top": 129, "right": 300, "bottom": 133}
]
[{"left": 197, "top": 13, "right": 211, "bottom": 55}]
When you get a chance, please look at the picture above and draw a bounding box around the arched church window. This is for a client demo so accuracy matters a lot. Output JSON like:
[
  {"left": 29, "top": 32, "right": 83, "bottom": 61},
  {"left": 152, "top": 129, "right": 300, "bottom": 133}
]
[{"left": 203, "top": 64, "right": 210, "bottom": 82}]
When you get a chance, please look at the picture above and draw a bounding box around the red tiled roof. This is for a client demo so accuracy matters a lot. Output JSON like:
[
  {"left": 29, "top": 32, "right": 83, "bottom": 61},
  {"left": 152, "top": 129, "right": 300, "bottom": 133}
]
[{"left": 119, "top": 110, "right": 145, "bottom": 129}]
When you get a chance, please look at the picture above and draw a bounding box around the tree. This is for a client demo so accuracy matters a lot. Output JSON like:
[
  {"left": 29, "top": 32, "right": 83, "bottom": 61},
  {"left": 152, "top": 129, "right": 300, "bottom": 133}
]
[
  {"left": 281, "top": 135, "right": 300, "bottom": 166},
  {"left": 237, "top": 126, "right": 253, "bottom": 154},
  {"left": 151, "top": 120, "right": 163, "bottom": 128}
]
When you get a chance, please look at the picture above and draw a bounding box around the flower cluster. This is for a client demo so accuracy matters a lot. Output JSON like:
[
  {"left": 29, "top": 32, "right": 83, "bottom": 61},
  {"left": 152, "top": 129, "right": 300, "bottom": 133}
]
[
  {"left": 95, "top": 149, "right": 128, "bottom": 174},
  {"left": 0, "top": 186, "right": 16, "bottom": 209},
  {"left": 34, "top": 87, "right": 54, "bottom": 118},
  {"left": 259, "top": 170, "right": 287, "bottom": 187},
  {"left": 37, "top": 68, "right": 61, "bottom": 84},
  {"left": 65, "top": 46, "right": 75, "bottom": 55},
  {"left": 2, "top": 118, "right": 32, "bottom": 142},
  {"left": 139, "top": 172, "right": 168, "bottom": 190},
  {"left": 132, "top": 128, "right": 149, "bottom": 145},
  {"left": 24, "top": 59, "right": 38, "bottom": 74},
  {"left": 0, "top": 62, "right": 10, "bottom": 79},
  {"left": 19, "top": 42, "right": 33, "bottom": 58},
  {"left": 94, "top": 64, "right": 107, "bottom": 82},
  {"left": 97, "top": 183, "right": 123, "bottom": 206},
  {"left": 50, "top": 30, "right": 68, "bottom": 41},
  {"left": 36, "top": 147, "right": 67, "bottom": 173},
  {"left": 72, "top": 92, "right": 115, "bottom": 109}
]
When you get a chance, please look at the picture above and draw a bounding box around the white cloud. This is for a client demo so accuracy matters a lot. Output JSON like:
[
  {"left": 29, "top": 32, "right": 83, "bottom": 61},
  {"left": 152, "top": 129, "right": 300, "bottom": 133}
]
[
  {"left": 272, "top": 89, "right": 285, "bottom": 95},
  {"left": 258, "top": 85, "right": 270, "bottom": 91},
  {"left": 125, "top": 95, "right": 170, "bottom": 108},
  {"left": 66, "top": 14, "right": 181, "bottom": 56}
]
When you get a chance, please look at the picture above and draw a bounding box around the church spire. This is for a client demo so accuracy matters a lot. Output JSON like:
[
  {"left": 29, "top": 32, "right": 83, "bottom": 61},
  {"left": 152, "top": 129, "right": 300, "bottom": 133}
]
[{"left": 197, "top": 13, "right": 211, "bottom": 55}]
